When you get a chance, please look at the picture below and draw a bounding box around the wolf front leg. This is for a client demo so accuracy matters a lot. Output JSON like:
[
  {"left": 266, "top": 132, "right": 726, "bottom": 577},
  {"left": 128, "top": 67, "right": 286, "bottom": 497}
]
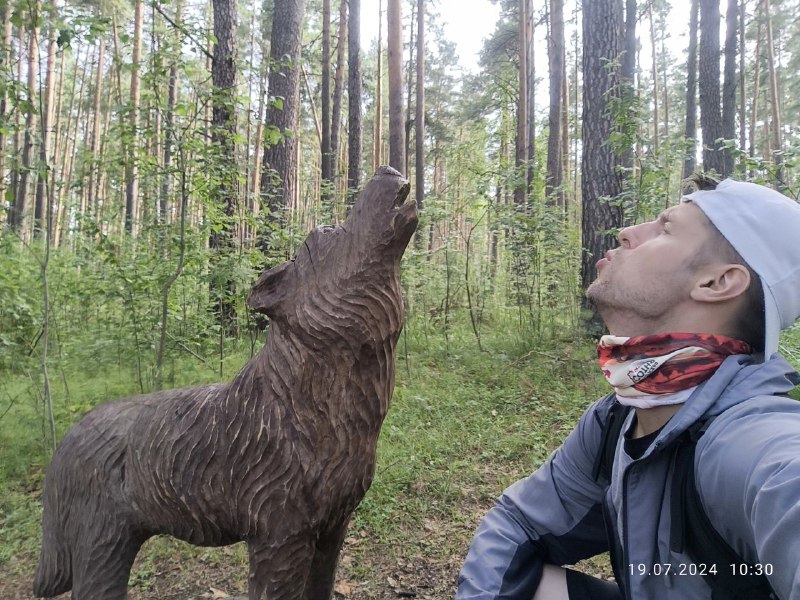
[
  {"left": 302, "top": 520, "right": 350, "bottom": 600},
  {"left": 247, "top": 533, "right": 316, "bottom": 600}
]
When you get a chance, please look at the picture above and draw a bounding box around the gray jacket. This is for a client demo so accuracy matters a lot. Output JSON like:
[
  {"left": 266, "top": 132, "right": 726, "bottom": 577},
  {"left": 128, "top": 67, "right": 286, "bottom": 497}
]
[{"left": 456, "top": 354, "right": 800, "bottom": 599}]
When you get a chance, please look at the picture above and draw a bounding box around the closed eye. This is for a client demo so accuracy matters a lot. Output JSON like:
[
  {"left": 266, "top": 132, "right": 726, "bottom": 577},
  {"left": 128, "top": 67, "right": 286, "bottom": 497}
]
[{"left": 658, "top": 213, "right": 671, "bottom": 233}]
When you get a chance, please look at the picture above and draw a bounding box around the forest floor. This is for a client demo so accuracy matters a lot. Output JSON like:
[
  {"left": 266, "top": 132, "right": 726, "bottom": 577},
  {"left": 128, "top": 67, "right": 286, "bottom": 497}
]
[{"left": 0, "top": 323, "right": 620, "bottom": 599}]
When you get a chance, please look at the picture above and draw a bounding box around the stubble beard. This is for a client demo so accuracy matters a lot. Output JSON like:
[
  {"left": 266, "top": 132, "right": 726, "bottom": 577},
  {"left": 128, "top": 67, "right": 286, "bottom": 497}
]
[{"left": 585, "top": 270, "right": 683, "bottom": 331}]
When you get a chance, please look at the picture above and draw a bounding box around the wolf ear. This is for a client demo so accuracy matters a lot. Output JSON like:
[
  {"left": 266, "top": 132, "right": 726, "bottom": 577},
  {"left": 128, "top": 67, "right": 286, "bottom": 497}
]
[{"left": 247, "top": 260, "right": 294, "bottom": 314}]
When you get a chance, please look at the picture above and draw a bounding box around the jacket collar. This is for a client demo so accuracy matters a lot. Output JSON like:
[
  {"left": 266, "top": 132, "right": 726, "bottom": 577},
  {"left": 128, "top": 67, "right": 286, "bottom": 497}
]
[{"left": 645, "top": 353, "right": 799, "bottom": 451}]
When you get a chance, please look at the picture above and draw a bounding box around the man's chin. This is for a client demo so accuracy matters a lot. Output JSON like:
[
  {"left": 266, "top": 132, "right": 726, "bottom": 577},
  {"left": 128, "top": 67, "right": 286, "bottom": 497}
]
[{"left": 584, "top": 279, "right": 605, "bottom": 302}]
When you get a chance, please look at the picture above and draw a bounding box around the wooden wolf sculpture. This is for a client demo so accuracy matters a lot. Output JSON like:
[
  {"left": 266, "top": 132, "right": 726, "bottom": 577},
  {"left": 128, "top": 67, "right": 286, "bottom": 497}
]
[{"left": 34, "top": 167, "right": 418, "bottom": 600}]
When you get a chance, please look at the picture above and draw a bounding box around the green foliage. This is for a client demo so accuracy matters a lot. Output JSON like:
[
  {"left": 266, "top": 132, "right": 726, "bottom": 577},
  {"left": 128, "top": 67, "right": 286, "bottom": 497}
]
[
  {"left": 0, "top": 237, "right": 41, "bottom": 370},
  {"left": 350, "top": 316, "right": 605, "bottom": 547}
]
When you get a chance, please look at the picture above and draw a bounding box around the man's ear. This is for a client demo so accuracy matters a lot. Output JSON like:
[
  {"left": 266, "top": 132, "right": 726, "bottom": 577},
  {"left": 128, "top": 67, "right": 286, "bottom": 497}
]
[
  {"left": 690, "top": 263, "right": 751, "bottom": 303},
  {"left": 247, "top": 260, "right": 295, "bottom": 314}
]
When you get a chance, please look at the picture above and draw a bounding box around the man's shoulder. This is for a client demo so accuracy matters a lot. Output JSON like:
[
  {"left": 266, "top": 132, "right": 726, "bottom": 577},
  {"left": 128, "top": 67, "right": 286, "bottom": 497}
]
[
  {"left": 707, "top": 393, "right": 800, "bottom": 430},
  {"left": 697, "top": 393, "right": 800, "bottom": 486}
]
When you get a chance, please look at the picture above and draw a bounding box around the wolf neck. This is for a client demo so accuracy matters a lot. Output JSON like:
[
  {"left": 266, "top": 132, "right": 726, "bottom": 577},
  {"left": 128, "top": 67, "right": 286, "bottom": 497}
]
[{"left": 226, "top": 319, "right": 396, "bottom": 431}]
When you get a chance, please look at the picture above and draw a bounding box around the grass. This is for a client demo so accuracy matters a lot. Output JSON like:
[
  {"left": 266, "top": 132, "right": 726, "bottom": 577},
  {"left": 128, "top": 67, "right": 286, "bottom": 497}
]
[{"left": 1, "top": 314, "right": 798, "bottom": 597}]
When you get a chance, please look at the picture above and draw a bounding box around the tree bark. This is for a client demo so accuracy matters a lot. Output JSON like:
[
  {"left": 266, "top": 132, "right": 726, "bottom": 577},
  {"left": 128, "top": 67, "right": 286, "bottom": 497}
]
[
  {"left": 34, "top": 4, "right": 59, "bottom": 238},
  {"left": 321, "top": 0, "right": 332, "bottom": 188},
  {"left": 49, "top": 36, "right": 66, "bottom": 245},
  {"left": 373, "top": 0, "right": 383, "bottom": 172},
  {"left": 209, "top": 0, "right": 238, "bottom": 274},
  {"left": 209, "top": 0, "right": 239, "bottom": 326},
  {"left": 683, "top": 0, "right": 698, "bottom": 179},
  {"left": 618, "top": 0, "right": 636, "bottom": 177},
  {"left": 581, "top": 0, "right": 624, "bottom": 332},
  {"left": 8, "top": 25, "right": 23, "bottom": 229},
  {"left": 721, "top": 0, "right": 738, "bottom": 176},
  {"left": 405, "top": 2, "right": 415, "bottom": 178},
  {"left": 11, "top": 1, "right": 41, "bottom": 239},
  {"left": 738, "top": 0, "right": 746, "bottom": 160},
  {"left": 331, "top": 0, "right": 347, "bottom": 183},
  {"left": 0, "top": 2, "right": 13, "bottom": 208},
  {"left": 347, "top": 0, "right": 363, "bottom": 193},
  {"left": 86, "top": 37, "right": 105, "bottom": 227},
  {"left": 546, "top": 0, "right": 565, "bottom": 205},
  {"left": 526, "top": 4, "right": 535, "bottom": 193},
  {"left": 415, "top": 0, "right": 424, "bottom": 215},
  {"left": 124, "top": 0, "right": 143, "bottom": 235},
  {"left": 387, "top": 0, "right": 404, "bottom": 174},
  {"left": 748, "top": 12, "right": 762, "bottom": 169},
  {"left": 514, "top": 0, "right": 528, "bottom": 207},
  {"left": 262, "top": 0, "right": 306, "bottom": 228},
  {"left": 55, "top": 44, "right": 87, "bottom": 245},
  {"left": 648, "top": 4, "right": 659, "bottom": 152},
  {"left": 698, "top": 0, "right": 725, "bottom": 175},
  {"left": 210, "top": 0, "right": 238, "bottom": 239},
  {"left": 161, "top": 0, "right": 183, "bottom": 225},
  {"left": 763, "top": 0, "right": 783, "bottom": 189}
]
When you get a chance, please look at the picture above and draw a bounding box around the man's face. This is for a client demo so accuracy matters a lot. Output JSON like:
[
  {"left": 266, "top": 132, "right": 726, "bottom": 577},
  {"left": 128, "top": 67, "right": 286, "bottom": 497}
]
[{"left": 586, "top": 201, "right": 716, "bottom": 334}]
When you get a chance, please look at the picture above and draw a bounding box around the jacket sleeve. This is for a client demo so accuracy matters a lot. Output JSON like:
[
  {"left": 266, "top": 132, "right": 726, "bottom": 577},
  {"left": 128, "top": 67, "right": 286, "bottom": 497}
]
[
  {"left": 456, "top": 397, "right": 614, "bottom": 600},
  {"left": 697, "top": 397, "right": 800, "bottom": 600}
]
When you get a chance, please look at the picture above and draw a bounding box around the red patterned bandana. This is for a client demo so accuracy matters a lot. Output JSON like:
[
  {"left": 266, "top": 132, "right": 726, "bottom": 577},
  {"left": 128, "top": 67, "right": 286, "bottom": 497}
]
[{"left": 598, "top": 333, "right": 752, "bottom": 397}]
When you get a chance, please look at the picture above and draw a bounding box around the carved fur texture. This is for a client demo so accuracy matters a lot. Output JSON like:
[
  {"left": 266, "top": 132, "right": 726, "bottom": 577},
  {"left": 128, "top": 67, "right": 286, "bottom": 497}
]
[{"left": 34, "top": 167, "right": 418, "bottom": 600}]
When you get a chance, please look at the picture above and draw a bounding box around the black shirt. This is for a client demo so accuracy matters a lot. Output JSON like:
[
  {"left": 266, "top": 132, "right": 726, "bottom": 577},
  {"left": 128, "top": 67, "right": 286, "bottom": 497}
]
[{"left": 624, "top": 417, "right": 665, "bottom": 460}]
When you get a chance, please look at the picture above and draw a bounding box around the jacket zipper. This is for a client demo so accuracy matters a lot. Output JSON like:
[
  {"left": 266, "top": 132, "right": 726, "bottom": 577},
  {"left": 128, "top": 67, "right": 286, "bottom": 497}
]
[{"left": 621, "top": 467, "right": 632, "bottom": 599}]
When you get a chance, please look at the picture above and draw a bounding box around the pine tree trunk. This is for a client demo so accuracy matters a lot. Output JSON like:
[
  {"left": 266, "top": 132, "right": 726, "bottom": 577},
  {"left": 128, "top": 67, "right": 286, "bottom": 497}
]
[
  {"left": 721, "top": 0, "right": 737, "bottom": 176},
  {"left": 331, "top": 0, "right": 347, "bottom": 184},
  {"left": 261, "top": 0, "right": 306, "bottom": 231},
  {"left": 415, "top": 0, "right": 424, "bottom": 216},
  {"left": 618, "top": 0, "right": 635, "bottom": 179},
  {"left": 764, "top": 0, "right": 783, "bottom": 188},
  {"left": 648, "top": 4, "right": 659, "bottom": 152},
  {"left": 208, "top": 0, "right": 239, "bottom": 326},
  {"left": 683, "top": 0, "right": 698, "bottom": 179},
  {"left": 581, "top": 0, "right": 624, "bottom": 332},
  {"left": 373, "top": 0, "right": 383, "bottom": 172},
  {"left": 0, "top": 3, "right": 13, "bottom": 207},
  {"left": 87, "top": 37, "right": 105, "bottom": 226},
  {"left": 161, "top": 0, "right": 183, "bottom": 225},
  {"left": 405, "top": 2, "right": 415, "bottom": 178},
  {"left": 124, "top": 0, "right": 143, "bottom": 235},
  {"left": 525, "top": 7, "right": 535, "bottom": 193},
  {"left": 321, "top": 0, "right": 332, "bottom": 188},
  {"left": 11, "top": 2, "right": 41, "bottom": 239},
  {"left": 699, "top": 0, "right": 725, "bottom": 175},
  {"left": 347, "top": 0, "right": 363, "bottom": 192},
  {"left": 738, "top": 0, "right": 746, "bottom": 161},
  {"left": 387, "top": 0, "right": 404, "bottom": 174},
  {"left": 748, "top": 13, "right": 762, "bottom": 170},
  {"left": 49, "top": 40, "right": 65, "bottom": 246},
  {"left": 546, "top": 0, "right": 565, "bottom": 205},
  {"left": 560, "top": 26, "right": 569, "bottom": 205},
  {"left": 514, "top": 0, "right": 528, "bottom": 207},
  {"left": 210, "top": 0, "right": 238, "bottom": 238},
  {"left": 56, "top": 44, "right": 86, "bottom": 245},
  {"left": 251, "top": 70, "right": 266, "bottom": 229},
  {"left": 8, "top": 25, "right": 23, "bottom": 229},
  {"left": 34, "top": 7, "right": 58, "bottom": 238}
]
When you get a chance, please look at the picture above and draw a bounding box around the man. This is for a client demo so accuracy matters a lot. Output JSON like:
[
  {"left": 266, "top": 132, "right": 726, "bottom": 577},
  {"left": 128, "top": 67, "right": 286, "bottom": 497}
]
[{"left": 456, "top": 178, "right": 800, "bottom": 599}]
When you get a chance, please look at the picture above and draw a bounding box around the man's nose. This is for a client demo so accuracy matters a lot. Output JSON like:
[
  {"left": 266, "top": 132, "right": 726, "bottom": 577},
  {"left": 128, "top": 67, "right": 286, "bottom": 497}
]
[{"left": 617, "top": 225, "right": 635, "bottom": 249}]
